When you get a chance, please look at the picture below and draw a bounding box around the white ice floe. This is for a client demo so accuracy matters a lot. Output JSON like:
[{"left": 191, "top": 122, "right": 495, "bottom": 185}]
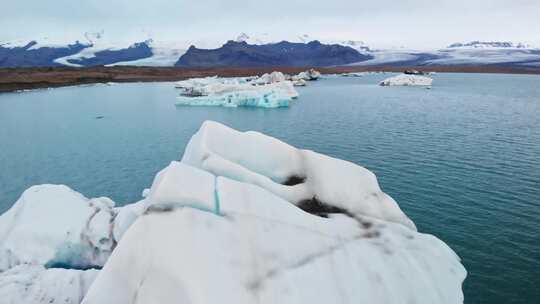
[
  {"left": 379, "top": 74, "right": 433, "bottom": 86},
  {"left": 1, "top": 121, "right": 466, "bottom": 304}
]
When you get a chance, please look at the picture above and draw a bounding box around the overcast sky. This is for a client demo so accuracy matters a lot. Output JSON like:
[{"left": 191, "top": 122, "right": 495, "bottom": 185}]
[{"left": 2, "top": 0, "right": 539, "bottom": 48}]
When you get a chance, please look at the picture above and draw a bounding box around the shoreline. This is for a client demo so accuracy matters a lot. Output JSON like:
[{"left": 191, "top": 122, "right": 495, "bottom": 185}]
[{"left": 1, "top": 65, "right": 539, "bottom": 93}]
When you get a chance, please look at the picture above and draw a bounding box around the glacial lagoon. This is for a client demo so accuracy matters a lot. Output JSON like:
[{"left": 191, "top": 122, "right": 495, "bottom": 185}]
[{"left": 0, "top": 73, "right": 539, "bottom": 303}]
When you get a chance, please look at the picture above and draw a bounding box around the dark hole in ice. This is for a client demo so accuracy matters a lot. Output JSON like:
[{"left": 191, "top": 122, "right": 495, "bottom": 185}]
[
  {"left": 297, "top": 196, "right": 355, "bottom": 218},
  {"left": 297, "top": 197, "right": 375, "bottom": 231},
  {"left": 95, "top": 116, "right": 104, "bottom": 119},
  {"left": 283, "top": 175, "right": 306, "bottom": 186}
]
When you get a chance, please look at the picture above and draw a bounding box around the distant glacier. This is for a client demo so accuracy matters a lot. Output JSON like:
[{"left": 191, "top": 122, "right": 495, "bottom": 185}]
[{"left": 1, "top": 32, "right": 539, "bottom": 68}]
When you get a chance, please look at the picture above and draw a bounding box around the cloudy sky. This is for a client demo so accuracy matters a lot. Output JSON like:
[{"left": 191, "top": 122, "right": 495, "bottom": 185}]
[{"left": 2, "top": 0, "right": 539, "bottom": 48}]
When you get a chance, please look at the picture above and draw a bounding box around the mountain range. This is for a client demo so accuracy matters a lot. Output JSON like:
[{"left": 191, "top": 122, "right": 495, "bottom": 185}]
[{"left": 1, "top": 32, "right": 539, "bottom": 69}]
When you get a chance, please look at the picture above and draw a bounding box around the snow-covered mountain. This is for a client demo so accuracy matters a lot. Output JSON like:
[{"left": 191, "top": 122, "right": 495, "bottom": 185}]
[
  {"left": 447, "top": 41, "right": 531, "bottom": 49},
  {"left": 1, "top": 33, "right": 539, "bottom": 68},
  {"left": 175, "top": 39, "right": 370, "bottom": 67},
  {"left": 347, "top": 40, "right": 540, "bottom": 67},
  {"left": 0, "top": 31, "right": 187, "bottom": 68},
  {"left": 235, "top": 32, "right": 371, "bottom": 53}
]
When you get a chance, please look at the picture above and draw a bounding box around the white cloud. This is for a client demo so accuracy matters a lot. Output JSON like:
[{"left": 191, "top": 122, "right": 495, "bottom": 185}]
[{"left": 1, "top": 0, "right": 539, "bottom": 48}]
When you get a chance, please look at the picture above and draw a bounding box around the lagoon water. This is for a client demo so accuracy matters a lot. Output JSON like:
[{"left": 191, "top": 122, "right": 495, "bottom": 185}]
[{"left": 0, "top": 73, "right": 539, "bottom": 303}]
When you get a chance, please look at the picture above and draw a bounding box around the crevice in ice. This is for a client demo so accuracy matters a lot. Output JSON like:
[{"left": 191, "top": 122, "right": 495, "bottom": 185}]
[
  {"left": 214, "top": 177, "right": 221, "bottom": 215},
  {"left": 43, "top": 242, "right": 104, "bottom": 270},
  {"left": 145, "top": 201, "right": 223, "bottom": 216},
  {"left": 145, "top": 202, "right": 215, "bottom": 214},
  {"left": 247, "top": 234, "right": 365, "bottom": 292},
  {"left": 44, "top": 261, "right": 103, "bottom": 271}
]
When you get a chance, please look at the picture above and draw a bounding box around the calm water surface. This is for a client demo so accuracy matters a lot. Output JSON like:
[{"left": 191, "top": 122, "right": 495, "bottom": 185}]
[{"left": 0, "top": 73, "right": 539, "bottom": 303}]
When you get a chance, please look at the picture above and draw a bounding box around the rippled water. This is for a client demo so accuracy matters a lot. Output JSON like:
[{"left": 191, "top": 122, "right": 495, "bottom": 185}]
[{"left": 0, "top": 73, "right": 539, "bottom": 303}]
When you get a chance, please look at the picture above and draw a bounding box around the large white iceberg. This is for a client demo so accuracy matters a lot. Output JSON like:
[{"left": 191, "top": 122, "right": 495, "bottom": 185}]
[
  {"left": 1, "top": 121, "right": 466, "bottom": 304},
  {"left": 379, "top": 74, "right": 433, "bottom": 86},
  {"left": 83, "top": 121, "right": 464, "bottom": 303}
]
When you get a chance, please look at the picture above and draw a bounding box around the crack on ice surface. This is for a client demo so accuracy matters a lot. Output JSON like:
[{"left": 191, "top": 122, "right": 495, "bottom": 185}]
[
  {"left": 214, "top": 177, "right": 222, "bottom": 215},
  {"left": 247, "top": 233, "right": 365, "bottom": 292},
  {"left": 145, "top": 202, "right": 220, "bottom": 215}
]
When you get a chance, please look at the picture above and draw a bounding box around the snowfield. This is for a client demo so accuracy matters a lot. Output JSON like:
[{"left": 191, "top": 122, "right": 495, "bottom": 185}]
[{"left": 0, "top": 121, "right": 466, "bottom": 304}]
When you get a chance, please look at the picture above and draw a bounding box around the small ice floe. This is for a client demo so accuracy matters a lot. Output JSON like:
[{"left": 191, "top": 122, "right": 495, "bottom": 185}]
[
  {"left": 292, "top": 68, "right": 321, "bottom": 82},
  {"left": 340, "top": 72, "right": 366, "bottom": 77},
  {"left": 379, "top": 74, "right": 433, "bottom": 86}
]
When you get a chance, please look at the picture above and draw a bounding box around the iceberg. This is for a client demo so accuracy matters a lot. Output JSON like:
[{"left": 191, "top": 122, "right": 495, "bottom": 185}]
[
  {"left": 379, "top": 74, "right": 433, "bottom": 86},
  {"left": 292, "top": 68, "right": 321, "bottom": 81},
  {"left": 252, "top": 71, "right": 288, "bottom": 85},
  {"left": 0, "top": 185, "right": 145, "bottom": 271},
  {"left": 173, "top": 70, "right": 320, "bottom": 108},
  {"left": 176, "top": 79, "right": 299, "bottom": 108},
  {"left": 1, "top": 121, "right": 465, "bottom": 304}
]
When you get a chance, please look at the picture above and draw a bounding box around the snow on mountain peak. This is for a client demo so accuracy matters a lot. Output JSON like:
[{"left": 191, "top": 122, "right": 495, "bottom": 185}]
[
  {"left": 232, "top": 32, "right": 371, "bottom": 53},
  {"left": 447, "top": 41, "right": 531, "bottom": 49}
]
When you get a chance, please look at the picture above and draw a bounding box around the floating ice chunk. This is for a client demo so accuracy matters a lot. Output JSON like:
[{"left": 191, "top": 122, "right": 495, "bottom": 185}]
[
  {"left": 182, "top": 121, "right": 416, "bottom": 229},
  {"left": 2, "top": 121, "right": 466, "bottom": 304},
  {"left": 176, "top": 82, "right": 297, "bottom": 108},
  {"left": 0, "top": 185, "right": 145, "bottom": 271},
  {"left": 291, "top": 78, "right": 306, "bottom": 86},
  {"left": 176, "top": 90, "right": 290, "bottom": 108},
  {"left": 293, "top": 68, "right": 321, "bottom": 81},
  {"left": 0, "top": 185, "right": 114, "bottom": 271},
  {"left": 0, "top": 264, "right": 98, "bottom": 304},
  {"left": 252, "top": 71, "right": 287, "bottom": 85},
  {"left": 175, "top": 74, "right": 299, "bottom": 108},
  {"left": 379, "top": 74, "right": 433, "bottom": 86},
  {"left": 340, "top": 72, "right": 369, "bottom": 77},
  {"left": 83, "top": 153, "right": 465, "bottom": 304}
]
